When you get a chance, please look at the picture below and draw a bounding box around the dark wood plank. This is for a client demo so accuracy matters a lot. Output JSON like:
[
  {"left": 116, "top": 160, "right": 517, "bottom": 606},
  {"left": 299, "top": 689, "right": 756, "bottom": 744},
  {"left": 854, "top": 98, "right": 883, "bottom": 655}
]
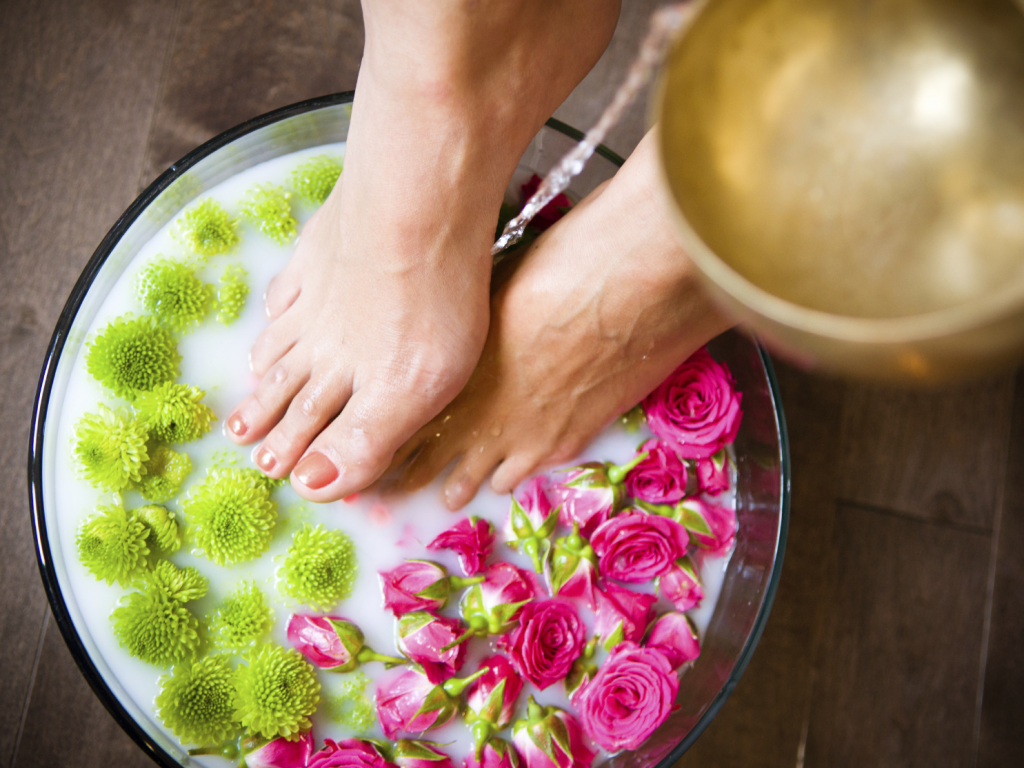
[
  {"left": 836, "top": 377, "right": 1015, "bottom": 530},
  {"left": 140, "top": 0, "right": 365, "bottom": 185},
  {"left": 804, "top": 502, "right": 991, "bottom": 768},
  {"left": 977, "top": 367, "right": 1024, "bottom": 768},
  {"left": 0, "top": 1, "right": 176, "bottom": 764},
  {"left": 677, "top": 363, "right": 847, "bottom": 768}
]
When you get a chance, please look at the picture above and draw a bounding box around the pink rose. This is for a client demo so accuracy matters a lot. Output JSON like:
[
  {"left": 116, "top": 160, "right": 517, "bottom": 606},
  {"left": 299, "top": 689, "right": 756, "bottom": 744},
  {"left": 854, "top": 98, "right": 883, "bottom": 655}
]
[
  {"left": 397, "top": 612, "right": 468, "bottom": 683},
  {"left": 461, "top": 562, "right": 542, "bottom": 636},
  {"left": 590, "top": 510, "right": 689, "bottom": 583},
  {"left": 677, "top": 498, "right": 737, "bottom": 556},
  {"left": 552, "top": 462, "right": 629, "bottom": 537},
  {"left": 594, "top": 582, "right": 656, "bottom": 650},
  {"left": 380, "top": 560, "right": 482, "bottom": 617},
  {"left": 243, "top": 732, "right": 314, "bottom": 768},
  {"left": 645, "top": 613, "right": 700, "bottom": 669},
  {"left": 642, "top": 347, "right": 743, "bottom": 460},
  {"left": 427, "top": 517, "right": 495, "bottom": 576},
  {"left": 659, "top": 557, "right": 704, "bottom": 611},
  {"left": 394, "top": 740, "right": 455, "bottom": 768},
  {"left": 464, "top": 739, "right": 521, "bottom": 768},
  {"left": 376, "top": 667, "right": 485, "bottom": 739},
  {"left": 696, "top": 451, "right": 729, "bottom": 495},
  {"left": 548, "top": 524, "right": 598, "bottom": 609},
  {"left": 577, "top": 642, "right": 679, "bottom": 751},
  {"left": 502, "top": 599, "right": 585, "bottom": 690},
  {"left": 506, "top": 478, "right": 559, "bottom": 573},
  {"left": 308, "top": 739, "right": 397, "bottom": 768},
  {"left": 287, "top": 615, "right": 403, "bottom": 671},
  {"left": 465, "top": 655, "right": 525, "bottom": 748},
  {"left": 512, "top": 698, "right": 595, "bottom": 768},
  {"left": 624, "top": 440, "right": 688, "bottom": 505}
]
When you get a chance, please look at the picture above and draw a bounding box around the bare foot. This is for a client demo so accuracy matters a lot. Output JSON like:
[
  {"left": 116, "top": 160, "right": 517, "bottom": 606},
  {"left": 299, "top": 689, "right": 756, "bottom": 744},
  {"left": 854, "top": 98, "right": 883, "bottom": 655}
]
[
  {"left": 225, "top": 0, "right": 620, "bottom": 501},
  {"left": 384, "top": 130, "right": 733, "bottom": 509}
]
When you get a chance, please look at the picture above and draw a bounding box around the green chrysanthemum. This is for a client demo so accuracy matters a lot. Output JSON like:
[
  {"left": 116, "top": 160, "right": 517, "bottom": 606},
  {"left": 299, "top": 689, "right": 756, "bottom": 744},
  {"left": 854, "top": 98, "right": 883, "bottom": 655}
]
[
  {"left": 76, "top": 504, "right": 150, "bottom": 586},
  {"left": 136, "top": 258, "right": 215, "bottom": 333},
  {"left": 291, "top": 155, "right": 343, "bottom": 205},
  {"left": 232, "top": 644, "right": 320, "bottom": 740},
  {"left": 148, "top": 560, "right": 208, "bottom": 603},
  {"left": 134, "top": 504, "right": 181, "bottom": 554},
  {"left": 323, "top": 672, "right": 374, "bottom": 731},
  {"left": 111, "top": 589, "right": 201, "bottom": 666},
  {"left": 156, "top": 655, "right": 238, "bottom": 746},
  {"left": 134, "top": 444, "right": 192, "bottom": 503},
  {"left": 134, "top": 382, "right": 215, "bottom": 444},
  {"left": 85, "top": 314, "right": 181, "bottom": 401},
  {"left": 241, "top": 467, "right": 287, "bottom": 494},
  {"left": 73, "top": 404, "right": 149, "bottom": 491},
  {"left": 183, "top": 468, "right": 277, "bottom": 565},
  {"left": 217, "top": 264, "right": 249, "bottom": 325},
  {"left": 279, "top": 523, "right": 358, "bottom": 610},
  {"left": 239, "top": 184, "right": 297, "bottom": 245},
  {"left": 174, "top": 199, "right": 238, "bottom": 257},
  {"left": 207, "top": 582, "right": 274, "bottom": 650}
]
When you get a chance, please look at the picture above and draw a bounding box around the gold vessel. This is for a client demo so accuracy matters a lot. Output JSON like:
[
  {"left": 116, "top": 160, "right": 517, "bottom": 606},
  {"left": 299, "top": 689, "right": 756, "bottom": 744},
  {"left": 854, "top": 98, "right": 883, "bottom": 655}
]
[{"left": 657, "top": 0, "right": 1024, "bottom": 381}]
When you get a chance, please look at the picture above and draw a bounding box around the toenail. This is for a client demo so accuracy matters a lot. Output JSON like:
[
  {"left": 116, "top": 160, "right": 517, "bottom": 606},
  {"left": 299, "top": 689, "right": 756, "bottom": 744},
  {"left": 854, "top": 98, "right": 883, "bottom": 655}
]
[
  {"left": 295, "top": 452, "right": 339, "bottom": 489},
  {"left": 254, "top": 446, "right": 276, "bottom": 472},
  {"left": 228, "top": 415, "right": 247, "bottom": 436}
]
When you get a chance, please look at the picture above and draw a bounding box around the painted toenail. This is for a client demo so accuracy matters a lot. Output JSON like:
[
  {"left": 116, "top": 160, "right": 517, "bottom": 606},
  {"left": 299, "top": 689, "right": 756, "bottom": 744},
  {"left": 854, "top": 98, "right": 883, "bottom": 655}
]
[
  {"left": 228, "top": 415, "right": 247, "bottom": 436},
  {"left": 254, "top": 446, "right": 276, "bottom": 472},
  {"left": 295, "top": 452, "right": 339, "bottom": 489}
]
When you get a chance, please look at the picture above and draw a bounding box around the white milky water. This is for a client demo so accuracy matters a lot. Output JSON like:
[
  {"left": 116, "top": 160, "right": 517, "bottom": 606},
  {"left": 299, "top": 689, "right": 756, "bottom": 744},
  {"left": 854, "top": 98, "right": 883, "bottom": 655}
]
[{"left": 47, "top": 141, "right": 734, "bottom": 767}]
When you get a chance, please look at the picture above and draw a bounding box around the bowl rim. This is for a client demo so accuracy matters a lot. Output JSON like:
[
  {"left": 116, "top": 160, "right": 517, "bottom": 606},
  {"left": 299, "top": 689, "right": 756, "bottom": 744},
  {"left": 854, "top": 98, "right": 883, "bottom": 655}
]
[{"left": 27, "top": 90, "right": 789, "bottom": 768}]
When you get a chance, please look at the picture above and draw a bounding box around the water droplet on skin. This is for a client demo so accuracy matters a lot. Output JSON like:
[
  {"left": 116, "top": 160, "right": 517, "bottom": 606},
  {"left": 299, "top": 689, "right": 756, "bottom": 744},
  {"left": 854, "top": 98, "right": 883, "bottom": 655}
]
[
  {"left": 442, "top": 415, "right": 452, "bottom": 424},
  {"left": 490, "top": 423, "right": 503, "bottom": 437}
]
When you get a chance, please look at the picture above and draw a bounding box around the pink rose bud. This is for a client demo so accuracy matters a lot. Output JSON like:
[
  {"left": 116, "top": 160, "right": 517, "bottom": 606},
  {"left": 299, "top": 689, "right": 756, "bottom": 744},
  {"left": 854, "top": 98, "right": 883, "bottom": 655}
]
[
  {"left": 380, "top": 560, "right": 484, "bottom": 617},
  {"left": 576, "top": 642, "right": 679, "bottom": 752},
  {"left": 677, "top": 498, "right": 737, "bottom": 556},
  {"left": 505, "top": 478, "right": 560, "bottom": 573},
  {"left": 427, "top": 517, "right": 495, "bottom": 576},
  {"left": 642, "top": 347, "right": 743, "bottom": 460},
  {"left": 460, "top": 562, "right": 542, "bottom": 638},
  {"left": 624, "top": 440, "right": 688, "bottom": 505},
  {"left": 658, "top": 556, "right": 704, "bottom": 611},
  {"left": 552, "top": 456, "right": 644, "bottom": 538},
  {"left": 463, "top": 739, "right": 521, "bottom": 768},
  {"left": 397, "top": 612, "right": 468, "bottom": 684},
  {"left": 564, "top": 635, "right": 600, "bottom": 703},
  {"left": 696, "top": 449, "right": 730, "bottom": 495},
  {"left": 590, "top": 510, "right": 689, "bottom": 583},
  {"left": 377, "top": 667, "right": 486, "bottom": 739},
  {"left": 548, "top": 524, "right": 598, "bottom": 609},
  {"left": 242, "top": 732, "right": 315, "bottom": 768},
  {"left": 394, "top": 740, "right": 455, "bottom": 768},
  {"left": 594, "top": 581, "right": 656, "bottom": 651},
  {"left": 308, "top": 739, "right": 398, "bottom": 768},
  {"left": 287, "top": 615, "right": 404, "bottom": 672},
  {"left": 645, "top": 612, "right": 700, "bottom": 669},
  {"left": 502, "top": 599, "right": 586, "bottom": 690},
  {"left": 512, "top": 697, "right": 595, "bottom": 768},
  {"left": 465, "top": 655, "right": 525, "bottom": 752}
]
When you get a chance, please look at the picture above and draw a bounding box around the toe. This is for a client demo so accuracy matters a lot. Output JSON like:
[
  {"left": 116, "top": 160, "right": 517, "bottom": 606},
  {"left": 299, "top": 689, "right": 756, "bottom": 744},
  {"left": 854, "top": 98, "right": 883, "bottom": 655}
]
[
  {"left": 264, "top": 269, "right": 301, "bottom": 320},
  {"left": 490, "top": 452, "right": 541, "bottom": 496},
  {"left": 249, "top": 310, "right": 301, "bottom": 377},
  {"left": 226, "top": 351, "right": 309, "bottom": 445},
  {"left": 443, "top": 443, "right": 505, "bottom": 510}
]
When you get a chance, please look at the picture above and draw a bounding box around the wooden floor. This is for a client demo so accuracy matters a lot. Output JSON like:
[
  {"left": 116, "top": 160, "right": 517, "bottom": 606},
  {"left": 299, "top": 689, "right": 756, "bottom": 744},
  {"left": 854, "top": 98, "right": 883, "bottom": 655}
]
[{"left": 1, "top": 2, "right": 1021, "bottom": 766}]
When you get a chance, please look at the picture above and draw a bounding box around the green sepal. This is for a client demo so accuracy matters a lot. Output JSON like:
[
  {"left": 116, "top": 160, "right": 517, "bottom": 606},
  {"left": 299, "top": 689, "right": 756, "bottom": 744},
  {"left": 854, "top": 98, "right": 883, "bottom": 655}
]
[
  {"left": 676, "top": 500, "right": 713, "bottom": 537},
  {"left": 635, "top": 499, "right": 678, "bottom": 520},
  {"left": 489, "top": 599, "right": 530, "bottom": 634},
  {"left": 394, "top": 740, "right": 448, "bottom": 762},
  {"left": 479, "top": 677, "right": 507, "bottom": 724},
  {"left": 602, "top": 622, "right": 625, "bottom": 652},
  {"left": 326, "top": 618, "right": 365, "bottom": 672},
  {"left": 549, "top": 523, "right": 596, "bottom": 596}
]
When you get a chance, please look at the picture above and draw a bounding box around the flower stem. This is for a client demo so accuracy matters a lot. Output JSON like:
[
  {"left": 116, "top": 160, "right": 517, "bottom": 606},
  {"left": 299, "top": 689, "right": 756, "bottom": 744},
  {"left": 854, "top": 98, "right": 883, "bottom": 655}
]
[
  {"left": 607, "top": 451, "right": 649, "bottom": 485},
  {"left": 450, "top": 575, "right": 486, "bottom": 590}
]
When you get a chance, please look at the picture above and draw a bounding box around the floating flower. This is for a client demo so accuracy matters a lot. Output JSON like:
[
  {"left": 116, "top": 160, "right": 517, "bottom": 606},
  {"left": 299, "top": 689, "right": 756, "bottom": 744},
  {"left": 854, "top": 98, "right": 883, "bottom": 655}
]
[
  {"left": 183, "top": 467, "right": 277, "bottom": 566},
  {"left": 505, "top": 478, "right": 559, "bottom": 573},
  {"left": 287, "top": 615, "right": 403, "bottom": 672},
  {"left": 376, "top": 667, "right": 485, "bottom": 739},
  {"left": 590, "top": 510, "right": 689, "bottom": 583},
  {"left": 427, "top": 516, "right": 494, "bottom": 576},
  {"left": 217, "top": 263, "right": 250, "bottom": 324},
  {"left": 548, "top": 523, "right": 598, "bottom": 608},
  {"left": 642, "top": 347, "right": 743, "bottom": 460},
  {"left": 133, "top": 444, "right": 192, "bottom": 503},
  {"left": 658, "top": 556, "right": 703, "bottom": 611},
  {"left": 465, "top": 655, "right": 524, "bottom": 751},
  {"left": 460, "top": 562, "right": 542, "bottom": 638},
  {"left": 696, "top": 450, "right": 730, "bottom": 495},
  {"left": 76, "top": 504, "right": 149, "bottom": 586},
  {"left": 240, "top": 184, "right": 298, "bottom": 245},
  {"left": 594, "top": 582, "right": 656, "bottom": 651},
  {"left": 464, "top": 739, "right": 520, "bottom": 768},
  {"left": 644, "top": 612, "right": 700, "bottom": 669},
  {"left": 232, "top": 643, "right": 321, "bottom": 740},
  {"left": 309, "top": 738, "right": 396, "bottom": 768},
  {"left": 502, "top": 599, "right": 585, "bottom": 690},
  {"left": 73, "top": 404, "right": 149, "bottom": 491},
  {"left": 394, "top": 740, "right": 455, "bottom": 768},
  {"left": 134, "top": 382, "right": 215, "bottom": 444},
  {"left": 155, "top": 654, "right": 237, "bottom": 746},
  {"left": 134, "top": 503, "right": 181, "bottom": 554},
  {"left": 174, "top": 198, "right": 238, "bottom": 257},
  {"left": 552, "top": 455, "right": 645, "bottom": 537},
  {"left": 397, "top": 612, "right": 467, "bottom": 683},
  {"left": 241, "top": 731, "right": 315, "bottom": 768},
  {"left": 85, "top": 314, "right": 181, "bottom": 401},
  {"left": 576, "top": 642, "right": 678, "bottom": 751},
  {"left": 148, "top": 560, "right": 209, "bottom": 603},
  {"left": 379, "top": 560, "right": 481, "bottom": 617},
  {"left": 291, "top": 155, "right": 343, "bottom": 206},
  {"left": 208, "top": 582, "right": 275, "bottom": 650},
  {"left": 677, "top": 498, "right": 737, "bottom": 557},
  {"left": 280, "top": 524, "right": 359, "bottom": 610},
  {"left": 111, "top": 589, "right": 201, "bottom": 666},
  {"left": 623, "top": 440, "right": 687, "bottom": 505},
  {"left": 136, "top": 258, "right": 215, "bottom": 332},
  {"left": 511, "top": 698, "right": 594, "bottom": 768}
]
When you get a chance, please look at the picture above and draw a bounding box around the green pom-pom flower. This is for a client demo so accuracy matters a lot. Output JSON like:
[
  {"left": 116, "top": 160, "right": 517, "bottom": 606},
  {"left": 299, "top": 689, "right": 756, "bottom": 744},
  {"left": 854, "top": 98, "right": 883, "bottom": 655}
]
[
  {"left": 148, "top": 560, "right": 208, "bottom": 603},
  {"left": 232, "top": 644, "right": 320, "bottom": 740},
  {"left": 76, "top": 504, "right": 150, "bottom": 586},
  {"left": 240, "top": 184, "right": 297, "bottom": 245},
  {"left": 217, "top": 264, "right": 249, "bottom": 324},
  {"left": 279, "top": 523, "right": 358, "bottom": 610},
  {"left": 183, "top": 468, "right": 277, "bottom": 565},
  {"left": 135, "top": 504, "right": 181, "bottom": 554},
  {"left": 111, "top": 589, "right": 201, "bottom": 666},
  {"left": 73, "top": 404, "right": 149, "bottom": 491},
  {"left": 207, "top": 582, "right": 274, "bottom": 650},
  {"left": 174, "top": 199, "right": 238, "bottom": 257},
  {"left": 85, "top": 314, "right": 181, "bottom": 401},
  {"left": 136, "top": 258, "right": 215, "bottom": 333},
  {"left": 291, "top": 155, "right": 343, "bottom": 205},
  {"left": 156, "top": 655, "right": 238, "bottom": 746},
  {"left": 134, "top": 382, "right": 215, "bottom": 444},
  {"left": 134, "top": 444, "right": 192, "bottom": 503}
]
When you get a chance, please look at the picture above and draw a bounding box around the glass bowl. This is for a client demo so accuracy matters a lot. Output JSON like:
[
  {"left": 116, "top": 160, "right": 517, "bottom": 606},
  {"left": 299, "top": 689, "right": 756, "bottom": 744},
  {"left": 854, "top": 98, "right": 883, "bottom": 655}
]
[{"left": 28, "top": 92, "right": 790, "bottom": 768}]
